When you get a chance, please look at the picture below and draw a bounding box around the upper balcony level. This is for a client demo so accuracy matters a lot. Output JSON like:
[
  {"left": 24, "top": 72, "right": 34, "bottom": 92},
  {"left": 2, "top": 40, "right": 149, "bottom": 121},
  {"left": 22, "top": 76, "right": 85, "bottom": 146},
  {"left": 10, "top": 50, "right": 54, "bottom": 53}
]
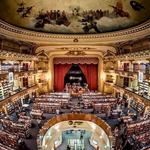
[
  {"left": 114, "top": 84, "right": 150, "bottom": 107},
  {"left": 0, "top": 68, "right": 37, "bottom": 76},
  {"left": 115, "top": 68, "right": 149, "bottom": 73},
  {"left": 0, "top": 84, "right": 38, "bottom": 108}
]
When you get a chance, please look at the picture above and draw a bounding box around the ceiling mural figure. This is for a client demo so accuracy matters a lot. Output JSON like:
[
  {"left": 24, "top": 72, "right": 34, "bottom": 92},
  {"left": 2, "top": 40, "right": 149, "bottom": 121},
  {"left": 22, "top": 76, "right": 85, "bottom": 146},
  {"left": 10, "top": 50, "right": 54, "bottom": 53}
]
[
  {"left": 0, "top": 0, "right": 149, "bottom": 34},
  {"left": 16, "top": 2, "right": 34, "bottom": 18},
  {"left": 130, "top": 1, "right": 145, "bottom": 11}
]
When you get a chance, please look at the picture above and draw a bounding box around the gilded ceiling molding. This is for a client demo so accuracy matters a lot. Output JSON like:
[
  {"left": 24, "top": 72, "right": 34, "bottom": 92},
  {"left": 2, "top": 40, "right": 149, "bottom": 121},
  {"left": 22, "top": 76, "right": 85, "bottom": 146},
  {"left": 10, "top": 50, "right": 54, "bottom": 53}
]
[
  {"left": 35, "top": 45, "right": 117, "bottom": 54},
  {"left": 65, "top": 51, "right": 86, "bottom": 56},
  {"left": 0, "top": 20, "right": 150, "bottom": 44}
]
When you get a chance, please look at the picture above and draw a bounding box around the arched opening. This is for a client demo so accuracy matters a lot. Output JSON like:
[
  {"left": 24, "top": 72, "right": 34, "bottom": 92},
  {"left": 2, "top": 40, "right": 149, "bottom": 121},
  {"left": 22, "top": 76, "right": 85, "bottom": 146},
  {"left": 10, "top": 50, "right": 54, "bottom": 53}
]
[
  {"left": 54, "top": 57, "right": 99, "bottom": 91},
  {"left": 64, "top": 64, "right": 87, "bottom": 87}
]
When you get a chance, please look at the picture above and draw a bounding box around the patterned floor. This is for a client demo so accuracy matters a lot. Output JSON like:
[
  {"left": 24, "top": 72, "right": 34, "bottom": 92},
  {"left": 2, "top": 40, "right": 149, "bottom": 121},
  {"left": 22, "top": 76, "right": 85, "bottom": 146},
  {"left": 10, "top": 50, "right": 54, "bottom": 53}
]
[{"left": 56, "top": 130, "right": 95, "bottom": 150}]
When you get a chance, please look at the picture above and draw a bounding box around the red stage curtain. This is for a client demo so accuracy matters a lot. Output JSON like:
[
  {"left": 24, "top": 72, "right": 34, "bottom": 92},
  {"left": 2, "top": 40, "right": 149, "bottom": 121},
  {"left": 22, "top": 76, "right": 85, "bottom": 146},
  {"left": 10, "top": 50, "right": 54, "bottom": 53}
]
[
  {"left": 54, "top": 64, "right": 71, "bottom": 91},
  {"left": 79, "top": 64, "right": 98, "bottom": 90}
]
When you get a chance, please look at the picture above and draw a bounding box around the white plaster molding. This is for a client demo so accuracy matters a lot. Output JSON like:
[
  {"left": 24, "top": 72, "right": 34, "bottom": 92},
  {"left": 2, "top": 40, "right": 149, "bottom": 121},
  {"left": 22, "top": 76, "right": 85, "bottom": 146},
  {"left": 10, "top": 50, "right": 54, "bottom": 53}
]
[{"left": 0, "top": 19, "right": 150, "bottom": 44}]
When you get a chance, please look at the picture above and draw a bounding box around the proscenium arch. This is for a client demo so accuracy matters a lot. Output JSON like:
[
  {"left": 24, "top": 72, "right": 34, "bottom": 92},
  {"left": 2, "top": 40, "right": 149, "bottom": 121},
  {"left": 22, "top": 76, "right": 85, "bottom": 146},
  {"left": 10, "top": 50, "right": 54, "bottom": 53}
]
[
  {"left": 35, "top": 45, "right": 116, "bottom": 92},
  {"left": 48, "top": 54, "right": 104, "bottom": 92},
  {"left": 38, "top": 113, "right": 114, "bottom": 150}
]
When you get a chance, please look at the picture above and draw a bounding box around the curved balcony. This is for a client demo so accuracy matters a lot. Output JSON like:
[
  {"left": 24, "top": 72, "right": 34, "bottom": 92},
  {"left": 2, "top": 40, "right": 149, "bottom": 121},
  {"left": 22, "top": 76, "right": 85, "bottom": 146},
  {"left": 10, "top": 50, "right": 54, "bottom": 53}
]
[{"left": 38, "top": 113, "right": 115, "bottom": 150}]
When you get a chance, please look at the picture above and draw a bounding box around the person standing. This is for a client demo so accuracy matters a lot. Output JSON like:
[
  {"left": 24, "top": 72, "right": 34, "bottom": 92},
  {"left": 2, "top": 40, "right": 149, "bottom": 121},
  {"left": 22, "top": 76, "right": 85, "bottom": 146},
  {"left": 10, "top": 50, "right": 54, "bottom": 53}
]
[{"left": 67, "top": 145, "right": 71, "bottom": 150}]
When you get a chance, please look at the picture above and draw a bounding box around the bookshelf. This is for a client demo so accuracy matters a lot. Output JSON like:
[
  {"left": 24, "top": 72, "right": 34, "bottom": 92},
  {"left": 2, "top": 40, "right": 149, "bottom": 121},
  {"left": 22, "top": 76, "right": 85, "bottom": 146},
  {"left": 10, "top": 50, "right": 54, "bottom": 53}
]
[
  {"left": 0, "top": 81, "right": 13, "bottom": 100},
  {"left": 138, "top": 81, "right": 149, "bottom": 94}
]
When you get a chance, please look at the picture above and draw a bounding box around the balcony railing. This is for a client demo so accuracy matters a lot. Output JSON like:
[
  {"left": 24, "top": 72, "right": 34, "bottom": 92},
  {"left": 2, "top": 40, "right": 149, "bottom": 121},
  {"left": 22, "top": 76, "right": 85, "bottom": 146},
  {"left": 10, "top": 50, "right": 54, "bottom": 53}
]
[
  {"left": 0, "top": 70, "right": 8, "bottom": 75},
  {"left": 104, "top": 69, "right": 115, "bottom": 73},
  {"left": 114, "top": 84, "right": 150, "bottom": 105},
  {"left": 0, "top": 68, "right": 37, "bottom": 75},
  {"left": 117, "top": 45, "right": 150, "bottom": 55},
  {"left": 0, "top": 84, "right": 38, "bottom": 108},
  {"left": 115, "top": 68, "right": 150, "bottom": 74},
  {"left": 38, "top": 113, "right": 114, "bottom": 149}
]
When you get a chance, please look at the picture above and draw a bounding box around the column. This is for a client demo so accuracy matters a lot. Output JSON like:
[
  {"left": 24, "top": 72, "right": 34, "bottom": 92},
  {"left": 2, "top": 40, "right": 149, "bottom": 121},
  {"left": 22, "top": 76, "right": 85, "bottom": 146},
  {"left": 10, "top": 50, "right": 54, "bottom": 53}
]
[
  {"left": 18, "top": 60, "right": 22, "bottom": 71},
  {"left": 3, "top": 105, "right": 8, "bottom": 115},
  {"left": 117, "top": 60, "right": 121, "bottom": 70},
  {"left": 47, "top": 56, "right": 53, "bottom": 92},
  {"left": 30, "top": 60, "right": 35, "bottom": 70},
  {"left": 129, "top": 60, "right": 133, "bottom": 72},
  {"left": 0, "top": 59, "right": 2, "bottom": 71},
  {"left": 21, "top": 97, "right": 24, "bottom": 105},
  {"left": 19, "top": 77, "right": 23, "bottom": 88},
  {"left": 98, "top": 56, "right": 104, "bottom": 92}
]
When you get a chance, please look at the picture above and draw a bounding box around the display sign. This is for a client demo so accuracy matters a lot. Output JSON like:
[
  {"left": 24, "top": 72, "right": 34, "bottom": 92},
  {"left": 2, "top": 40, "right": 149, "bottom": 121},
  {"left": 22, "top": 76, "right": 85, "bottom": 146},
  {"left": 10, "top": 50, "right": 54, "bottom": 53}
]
[
  {"left": 8, "top": 72, "right": 14, "bottom": 83},
  {"left": 138, "top": 72, "right": 143, "bottom": 82}
]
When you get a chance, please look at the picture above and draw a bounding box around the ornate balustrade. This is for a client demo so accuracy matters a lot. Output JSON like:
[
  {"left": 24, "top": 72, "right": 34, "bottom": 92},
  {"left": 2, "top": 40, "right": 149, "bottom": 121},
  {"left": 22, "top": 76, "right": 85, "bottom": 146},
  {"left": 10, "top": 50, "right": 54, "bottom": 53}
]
[{"left": 0, "top": 84, "right": 38, "bottom": 108}]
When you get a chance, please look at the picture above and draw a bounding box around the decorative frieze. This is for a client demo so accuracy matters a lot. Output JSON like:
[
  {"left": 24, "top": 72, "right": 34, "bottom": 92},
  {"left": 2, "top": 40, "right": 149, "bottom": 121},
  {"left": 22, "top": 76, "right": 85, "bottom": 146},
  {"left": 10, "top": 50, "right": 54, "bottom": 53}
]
[
  {"left": 53, "top": 57, "right": 99, "bottom": 64},
  {"left": 0, "top": 20, "right": 150, "bottom": 44}
]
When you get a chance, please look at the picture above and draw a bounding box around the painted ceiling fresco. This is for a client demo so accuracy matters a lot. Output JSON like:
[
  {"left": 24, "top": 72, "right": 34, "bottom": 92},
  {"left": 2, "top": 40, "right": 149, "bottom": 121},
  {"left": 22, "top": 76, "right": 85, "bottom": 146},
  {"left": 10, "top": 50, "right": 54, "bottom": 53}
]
[{"left": 0, "top": 0, "right": 150, "bottom": 34}]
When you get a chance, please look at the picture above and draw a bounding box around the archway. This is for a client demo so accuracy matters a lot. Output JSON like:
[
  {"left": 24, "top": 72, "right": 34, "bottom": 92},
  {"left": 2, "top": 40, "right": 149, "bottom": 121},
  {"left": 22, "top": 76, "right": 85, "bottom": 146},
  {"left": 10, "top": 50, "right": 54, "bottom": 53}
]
[
  {"left": 54, "top": 57, "right": 99, "bottom": 92},
  {"left": 64, "top": 64, "right": 87, "bottom": 87}
]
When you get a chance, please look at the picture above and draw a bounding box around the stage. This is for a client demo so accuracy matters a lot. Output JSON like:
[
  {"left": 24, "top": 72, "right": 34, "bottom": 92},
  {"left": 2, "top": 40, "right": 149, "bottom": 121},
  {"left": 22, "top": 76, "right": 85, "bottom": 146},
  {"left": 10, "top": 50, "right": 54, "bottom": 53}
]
[{"left": 54, "top": 58, "right": 98, "bottom": 92}]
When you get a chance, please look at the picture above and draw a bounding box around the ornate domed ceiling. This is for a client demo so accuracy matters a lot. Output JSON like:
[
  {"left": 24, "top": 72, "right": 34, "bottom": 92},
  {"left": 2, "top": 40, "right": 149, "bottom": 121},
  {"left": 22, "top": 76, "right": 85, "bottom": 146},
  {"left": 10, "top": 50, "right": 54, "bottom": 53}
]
[{"left": 0, "top": 0, "right": 150, "bottom": 34}]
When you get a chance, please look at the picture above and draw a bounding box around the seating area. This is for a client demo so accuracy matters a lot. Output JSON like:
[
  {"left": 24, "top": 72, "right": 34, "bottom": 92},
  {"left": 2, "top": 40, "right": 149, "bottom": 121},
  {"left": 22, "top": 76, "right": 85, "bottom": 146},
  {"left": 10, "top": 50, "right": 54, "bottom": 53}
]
[
  {"left": 30, "top": 109, "right": 43, "bottom": 119},
  {"left": 1, "top": 119, "right": 30, "bottom": 138},
  {"left": 125, "top": 119, "right": 150, "bottom": 149},
  {"left": 33, "top": 93, "right": 70, "bottom": 113},
  {"left": 0, "top": 130, "right": 19, "bottom": 150},
  {"left": 83, "top": 93, "right": 120, "bottom": 118}
]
